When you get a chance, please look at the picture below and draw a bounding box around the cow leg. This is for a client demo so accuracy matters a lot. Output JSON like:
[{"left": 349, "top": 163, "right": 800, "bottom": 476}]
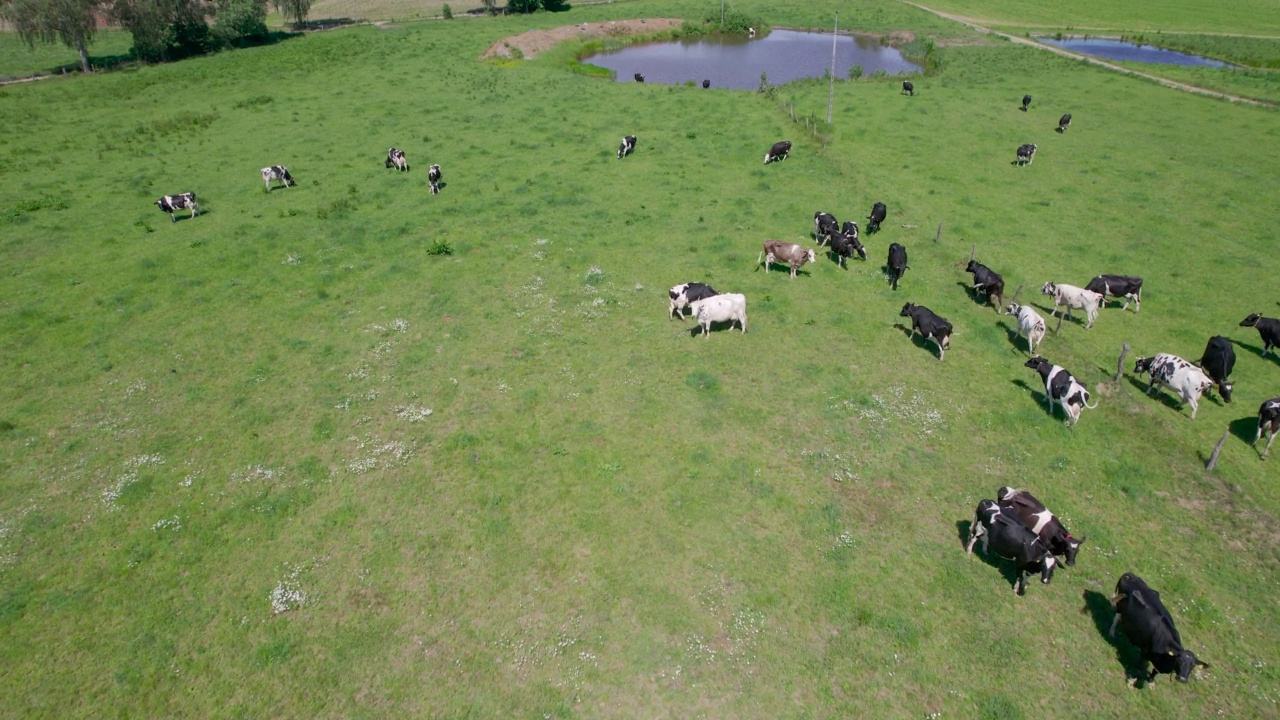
[
  {"left": 1108, "top": 613, "right": 1120, "bottom": 638},
  {"left": 1054, "top": 306, "right": 1064, "bottom": 333},
  {"left": 1263, "top": 429, "right": 1277, "bottom": 459},
  {"left": 1188, "top": 395, "right": 1199, "bottom": 419},
  {"left": 1014, "top": 569, "right": 1026, "bottom": 595},
  {"left": 170, "top": 213, "right": 177, "bottom": 223},
  {"left": 739, "top": 313, "right": 747, "bottom": 333}
]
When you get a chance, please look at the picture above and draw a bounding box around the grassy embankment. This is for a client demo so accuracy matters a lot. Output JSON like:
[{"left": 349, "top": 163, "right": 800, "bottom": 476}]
[{"left": 1, "top": 1, "right": 1279, "bottom": 717}]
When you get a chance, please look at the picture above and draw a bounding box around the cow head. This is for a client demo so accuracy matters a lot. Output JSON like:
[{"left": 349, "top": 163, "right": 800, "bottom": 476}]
[
  {"left": 1240, "top": 313, "right": 1263, "bottom": 327},
  {"left": 965, "top": 260, "right": 980, "bottom": 274},
  {"left": 1173, "top": 650, "right": 1210, "bottom": 682},
  {"left": 1062, "top": 534, "right": 1086, "bottom": 566},
  {"left": 1003, "top": 302, "right": 1022, "bottom": 317},
  {"left": 1024, "top": 355, "right": 1049, "bottom": 370},
  {"left": 1133, "top": 356, "right": 1154, "bottom": 375},
  {"left": 1219, "top": 381, "right": 1234, "bottom": 403},
  {"left": 900, "top": 303, "right": 915, "bottom": 318},
  {"left": 155, "top": 198, "right": 166, "bottom": 211},
  {"left": 805, "top": 249, "right": 816, "bottom": 264},
  {"left": 1040, "top": 282, "right": 1057, "bottom": 296},
  {"left": 996, "top": 486, "right": 1017, "bottom": 503},
  {"left": 282, "top": 170, "right": 295, "bottom": 187}
]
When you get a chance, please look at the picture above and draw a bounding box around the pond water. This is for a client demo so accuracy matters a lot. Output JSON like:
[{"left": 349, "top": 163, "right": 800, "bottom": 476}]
[
  {"left": 583, "top": 29, "right": 921, "bottom": 89},
  {"left": 1038, "top": 37, "right": 1230, "bottom": 67}
]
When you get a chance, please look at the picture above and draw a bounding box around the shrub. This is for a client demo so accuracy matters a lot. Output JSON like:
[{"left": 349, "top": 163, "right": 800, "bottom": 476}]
[
  {"left": 426, "top": 240, "right": 453, "bottom": 256},
  {"left": 441, "top": 3, "right": 452, "bottom": 18},
  {"left": 848, "top": 64, "right": 863, "bottom": 80}
]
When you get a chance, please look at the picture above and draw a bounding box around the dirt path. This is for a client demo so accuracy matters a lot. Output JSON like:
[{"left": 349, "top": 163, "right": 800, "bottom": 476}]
[
  {"left": 900, "top": 0, "right": 1275, "bottom": 107},
  {"left": 481, "top": 18, "right": 685, "bottom": 60}
]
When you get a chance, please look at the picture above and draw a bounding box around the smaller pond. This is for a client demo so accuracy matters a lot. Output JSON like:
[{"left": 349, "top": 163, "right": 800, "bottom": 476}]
[
  {"left": 1038, "top": 37, "right": 1230, "bottom": 67},
  {"left": 584, "top": 29, "right": 921, "bottom": 89}
]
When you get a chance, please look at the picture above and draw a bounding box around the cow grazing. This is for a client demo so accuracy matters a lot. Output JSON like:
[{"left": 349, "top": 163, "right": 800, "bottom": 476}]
[
  {"left": 1198, "top": 336, "right": 1235, "bottom": 403},
  {"left": 1254, "top": 397, "right": 1280, "bottom": 459},
  {"left": 634, "top": 72, "right": 644, "bottom": 83},
  {"left": 428, "top": 164, "right": 442, "bottom": 194},
  {"left": 996, "top": 487, "right": 1085, "bottom": 565},
  {"left": 155, "top": 192, "right": 198, "bottom": 222},
  {"left": 1041, "top": 282, "right": 1103, "bottom": 331},
  {"left": 840, "top": 220, "right": 859, "bottom": 241},
  {"left": 1024, "top": 356, "right": 1097, "bottom": 426},
  {"left": 1021, "top": 94, "right": 1032, "bottom": 111},
  {"left": 902, "top": 80, "right": 914, "bottom": 96},
  {"left": 386, "top": 147, "right": 409, "bottom": 172},
  {"left": 965, "top": 259, "right": 1005, "bottom": 310},
  {"left": 1016, "top": 143, "right": 1038, "bottom": 165},
  {"left": 702, "top": 79, "right": 710, "bottom": 89},
  {"left": 1110, "top": 573, "right": 1210, "bottom": 685},
  {"left": 1085, "top": 274, "right": 1143, "bottom": 313},
  {"left": 1133, "top": 353, "right": 1215, "bottom": 419},
  {"left": 813, "top": 211, "right": 839, "bottom": 245},
  {"left": 1239, "top": 313, "right": 1280, "bottom": 355},
  {"left": 900, "top": 303, "right": 951, "bottom": 360},
  {"left": 261, "top": 165, "right": 295, "bottom": 192},
  {"left": 828, "top": 230, "right": 866, "bottom": 267},
  {"left": 1004, "top": 302, "right": 1047, "bottom": 354},
  {"left": 886, "top": 242, "right": 908, "bottom": 290},
  {"left": 1057, "top": 113, "right": 1072, "bottom": 132},
  {"left": 668, "top": 282, "right": 719, "bottom": 320},
  {"left": 692, "top": 293, "right": 747, "bottom": 337},
  {"left": 617, "top": 135, "right": 637, "bottom": 160},
  {"left": 764, "top": 140, "right": 792, "bottom": 165},
  {"left": 758, "top": 240, "right": 816, "bottom": 279},
  {"left": 866, "top": 201, "right": 887, "bottom": 234},
  {"left": 966, "top": 499, "right": 1057, "bottom": 595}
]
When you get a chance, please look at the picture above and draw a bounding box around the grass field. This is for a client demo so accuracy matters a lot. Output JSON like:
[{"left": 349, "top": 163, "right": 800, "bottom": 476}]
[
  {"left": 914, "top": 0, "right": 1280, "bottom": 36},
  {"left": 2, "top": 1, "right": 1280, "bottom": 717}
]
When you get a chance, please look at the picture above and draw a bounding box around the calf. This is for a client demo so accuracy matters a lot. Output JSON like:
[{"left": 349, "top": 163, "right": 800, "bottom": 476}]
[
  {"left": 617, "top": 135, "right": 636, "bottom": 160},
  {"left": 668, "top": 282, "right": 719, "bottom": 320},
  {"left": 1024, "top": 356, "right": 1097, "bottom": 426},
  {"left": 965, "top": 259, "right": 1004, "bottom": 310},
  {"left": 1021, "top": 94, "right": 1032, "bottom": 111},
  {"left": 828, "top": 230, "right": 865, "bottom": 267},
  {"left": 1197, "top": 336, "right": 1235, "bottom": 403},
  {"left": 1133, "top": 353, "right": 1215, "bottom": 419},
  {"left": 1110, "top": 573, "right": 1210, "bottom": 686},
  {"left": 428, "top": 164, "right": 442, "bottom": 195},
  {"left": 759, "top": 240, "right": 816, "bottom": 279},
  {"left": 1041, "top": 282, "right": 1103, "bottom": 331},
  {"left": 155, "top": 192, "right": 198, "bottom": 222},
  {"left": 886, "top": 242, "right": 908, "bottom": 290},
  {"left": 764, "top": 140, "right": 792, "bottom": 165},
  {"left": 1239, "top": 313, "right": 1280, "bottom": 355},
  {"left": 261, "top": 165, "right": 295, "bottom": 191},
  {"left": 1016, "top": 143, "right": 1038, "bottom": 165},
  {"left": 691, "top": 293, "right": 747, "bottom": 337},
  {"left": 634, "top": 72, "right": 644, "bottom": 83},
  {"left": 996, "top": 487, "right": 1085, "bottom": 565},
  {"left": 966, "top": 499, "right": 1056, "bottom": 595},
  {"left": 1254, "top": 397, "right": 1280, "bottom": 459},
  {"left": 1057, "top": 113, "right": 1072, "bottom": 132},
  {"left": 1085, "top": 274, "right": 1143, "bottom": 313},
  {"left": 813, "top": 211, "right": 839, "bottom": 245},
  {"left": 386, "top": 147, "right": 409, "bottom": 171},
  {"left": 900, "top": 302, "right": 951, "bottom": 360},
  {"left": 866, "top": 201, "right": 887, "bottom": 234},
  {"left": 902, "top": 80, "right": 914, "bottom": 96},
  {"left": 1004, "top": 302, "right": 1046, "bottom": 354}
]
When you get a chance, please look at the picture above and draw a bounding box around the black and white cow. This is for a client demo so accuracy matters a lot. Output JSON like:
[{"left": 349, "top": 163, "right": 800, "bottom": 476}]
[
  {"left": 764, "top": 140, "right": 792, "bottom": 165},
  {"left": 966, "top": 499, "right": 1057, "bottom": 595},
  {"left": 428, "top": 164, "right": 442, "bottom": 194},
  {"left": 1197, "top": 336, "right": 1235, "bottom": 403},
  {"left": 1016, "top": 143, "right": 1038, "bottom": 165},
  {"left": 1021, "top": 94, "right": 1032, "bottom": 111},
  {"left": 261, "top": 165, "right": 295, "bottom": 192},
  {"left": 902, "top": 80, "right": 914, "bottom": 96},
  {"left": 702, "top": 79, "right": 710, "bottom": 89},
  {"left": 1041, "top": 282, "right": 1103, "bottom": 331},
  {"left": 1024, "top": 356, "right": 1098, "bottom": 426},
  {"left": 1057, "top": 113, "right": 1072, "bottom": 132},
  {"left": 814, "top": 211, "right": 839, "bottom": 245},
  {"left": 759, "top": 240, "right": 816, "bottom": 278},
  {"left": 828, "top": 230, "right": 866, "bottom": 267},
  {"left": 155, "top": 192, "right": 198, "bottom": 222},
  {"left": 1004, "top": 302, "right": 1047, "bottom": 354},
  {"left": 841, "top": 220, "right": 859, "bottom": 242},
  {"left": 996, "top": 487, "right": 1085, "bottom": 565},
  {"left": 617, "top": 135, "right": 637, "bottom": 160},
  {"left": 1239, "top": 313, "right": 1280, "bottom": 355},
  {"left": 965, "top": 259, "right": 1004, "bottom": 310},
  {"left": 1085, "top": 274, "right": 1143, "bottom": 313},
  {"left": 386, "top": 147, "right": 408, "bottom": 171},
  {"left": 1133, "top": 353, "right": 1215, "bottom": 419},
  {"left": 887, "top": 242, "right": 908, "bottom": 290},
  {"left": 1254, "top": 397, "right": 1280, "bottom": 459},
  {"left": 900, "top": 302, "right": 951, "bottom": 360},
  {"left": 866, "top": 201, "right": 887, "bottom": 234},
  {"left": 1110, "top": 573, "right": 1210, "bottom": 686},
  {"left": 634, "top": 72, "right": 645, "bottom": 83},
  {"left": 668, "top": 282, "right": 719, "bottom": 320}
]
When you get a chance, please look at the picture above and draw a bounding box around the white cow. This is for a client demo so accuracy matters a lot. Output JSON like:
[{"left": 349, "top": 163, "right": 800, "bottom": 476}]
[
  {"left": 691, "top": 293, "right": 747, "bottom": 338},
  {"left": 1005, "top": 302, "right": 1046, "bottom": 354},
  {"left": 1133, "top": 353, "right": 1215, "bottom": 419},
  {"left": 1041, "top": 282, "right": 1103, "bottom": 331}
]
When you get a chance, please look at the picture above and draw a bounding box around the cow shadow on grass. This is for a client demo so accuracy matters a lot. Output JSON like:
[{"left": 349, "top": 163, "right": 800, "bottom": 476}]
[
  {"left": 1231, "top": 339, "right": 1280, "bottom": 366},
  {"left": 997, "top": 320, "right": 1032, "bottom": 354},
  {"left": 757, "top": 264, "right": 812, "bottom": 278},
  {"left": 955, "top": 520, "right": 1028, "bottom": 593},
  {"left": 1229, "top": 414, "right": 1263, "bottom": 444},
  {"left": 1012, "top": 378, "right": 1060, "bottom": 419},
  {"left": 1030, "top": 302, "right": 1088, "bottom": 330},
  {"left": 1123, "top": 376, "right": 1188, "bottom": 414},
  {"left": 1081, "top": 590, "right": 1148, "bottom": 684},
  {"left": 893, "top": 323, "right": 941, "bottom": 359},
  {"left": 825, "top": 250, "right": 851, "bottom": 270},
  {"left": 687, "top": 320, "right": 743, "bottom": 338},
  {"left": 956, "top": 281, "right": 999, "bottom": 310}
]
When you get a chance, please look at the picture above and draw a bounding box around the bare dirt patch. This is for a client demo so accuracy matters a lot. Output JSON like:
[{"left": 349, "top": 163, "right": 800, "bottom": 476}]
[{"left": 481, "top": 18, "right": 685, "bottom": 60}]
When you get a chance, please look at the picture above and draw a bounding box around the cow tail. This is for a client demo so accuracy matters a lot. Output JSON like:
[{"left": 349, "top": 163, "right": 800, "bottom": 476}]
[{"left": 1083, "top": 391, "right": 1099, "bottom": 410}]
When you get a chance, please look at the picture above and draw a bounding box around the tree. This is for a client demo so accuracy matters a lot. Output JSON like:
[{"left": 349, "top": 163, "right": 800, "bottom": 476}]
[
  {"left": 270, "top": 0, "right": 310, "bottom": 27},
  {"left": 0, "top": 0, "right": 103, "bottom": 73},
  {"left": 214, "top": 0, "right": 267, "bottom": 47},
  {"left": 111, "top": 0, "right": 211, "bottom": 61},
  {"left": 542, "top": 0, "right": 566, "bottom": 10},
  {"left": 507, "top": 0, "right": 536, "bottom": 12}
]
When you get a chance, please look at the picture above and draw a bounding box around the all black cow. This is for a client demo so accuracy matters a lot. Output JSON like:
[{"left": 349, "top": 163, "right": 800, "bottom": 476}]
[
  {"left": 1110, "top": 573, "right": 1210, "bottom": 686},
  {"left": 966, "top": 499, "right": 1057, "bottom": 595},
  {"left": 1085, "top": 274, "right": 1143, "bottom": 313},
  {"left": 702, "top": 79, "right": 710, "bottom": 89},
  {"left": 902, "top": 80, "right": 914, "bottom": 96},
  {"left": 866, "top": 201, "right": 887, "bottom": 233},
  {"left": 1057, "top": 113, "right": 1073, "bottom": 132},
  {"left": 887, "top": 242, "right": 908, "bottom": 290},
  {"left": 764, "top": 140, "right": 792, "bottom": 165},
  {"left": 634, "top": 73, "right": 645, "bottom": 83},
  {"left": 1021, "top": 94, "right": 1032, "bottom": 111},
  {"left": 618, "top": 135, "right": 637, "bottom": 160},
  {"left": 996, "top": 487, "right": 1085, "bottom": 565},
  {"left": 828, "top": 230, "right": 866, "bottom": 267},
  {"left": 155, "top": 192, "right": 198, "bottom": 222},
  {"left": 900, "top": 302, "right": 951, "bottom": 360},
  {"left": 965, "top": 259, "right": 1005, "bottom": 310},
  {"left": 1239, "top": 313, "right": 1280, "bottom": 355},
  {"left": 1198, "top": 335, "right": 1235, "bottom": 403}
]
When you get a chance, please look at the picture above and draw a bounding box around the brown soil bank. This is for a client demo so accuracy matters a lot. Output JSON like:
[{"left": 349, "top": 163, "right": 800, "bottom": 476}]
[{"left": 481, "top": 18, "right": 685, "bottom": 60}]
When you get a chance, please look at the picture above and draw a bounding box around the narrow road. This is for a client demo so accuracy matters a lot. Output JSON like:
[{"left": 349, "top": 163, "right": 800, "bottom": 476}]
[{"left": 900, "top": 0, "right": 1275, "bottom": 107}]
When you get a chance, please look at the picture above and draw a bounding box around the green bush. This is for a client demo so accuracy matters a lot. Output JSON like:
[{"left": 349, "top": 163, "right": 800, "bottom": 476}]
[
  {"left": 848, "top": 64, "right": 864, "bottom": 80},
  {"left": 426, "top": 239, "right": 453, "bottom": 256},
  {"left": 441, "top": 3, "right": 452, "bottom": 18}
]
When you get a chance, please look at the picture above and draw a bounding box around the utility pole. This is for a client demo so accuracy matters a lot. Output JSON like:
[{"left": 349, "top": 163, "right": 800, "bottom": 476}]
[{"left": 827, "top": 12, "right": 837, "bottom": 123}]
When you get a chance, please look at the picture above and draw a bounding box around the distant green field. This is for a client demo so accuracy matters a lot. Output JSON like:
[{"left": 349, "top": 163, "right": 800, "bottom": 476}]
[
  {"left": 2, "top": 1, "right": 1280, "bottom": 717},
  {"left": 0, "top": 29, "right": 133, "bottom": 80},
  {"left": 915, "top": 0, "right": 1280, "bottom": 35}
]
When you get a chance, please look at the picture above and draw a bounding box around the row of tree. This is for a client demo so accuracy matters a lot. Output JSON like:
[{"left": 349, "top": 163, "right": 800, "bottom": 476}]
[{"left": 0, "top": 0, "right": 314, "bottom": 71}]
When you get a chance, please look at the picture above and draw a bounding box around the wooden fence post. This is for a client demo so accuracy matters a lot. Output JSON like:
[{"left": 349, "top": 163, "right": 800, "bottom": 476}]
[
  {"left": 1206, "top": 428, "right": 1230, "bottom": 470},
  {"left": 935, "top": 222, "right": 942, "bottom": 243},
  {"left": 1114, "top": 343, "right": 1130, "bottom": 382}
]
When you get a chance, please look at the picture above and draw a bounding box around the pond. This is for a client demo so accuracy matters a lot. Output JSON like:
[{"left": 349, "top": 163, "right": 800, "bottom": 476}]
[
  {"left": 1038, "top": 37, "right": 1230, "bottom": 67},
  {"left": 583, "top": 29, "right": 921, "bottom": 89}
]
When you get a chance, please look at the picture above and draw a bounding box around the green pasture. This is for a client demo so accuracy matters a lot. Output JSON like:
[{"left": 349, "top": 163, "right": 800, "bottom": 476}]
[
  {"left": 2, "top": 1, "right": 1280, "bottom": 717},
  {"left": 915, "top": 0, "right": 1280, "bottom": 36}
]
